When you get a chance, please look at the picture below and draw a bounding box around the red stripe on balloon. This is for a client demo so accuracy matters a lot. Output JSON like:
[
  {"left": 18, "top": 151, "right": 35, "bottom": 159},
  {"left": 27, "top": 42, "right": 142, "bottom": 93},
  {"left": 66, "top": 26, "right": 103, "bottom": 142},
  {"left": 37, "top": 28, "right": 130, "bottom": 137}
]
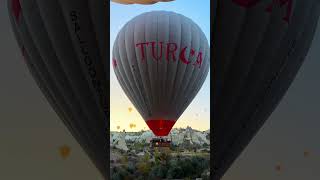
[
  {"left": 22, "top": 46, "right": 26, "bottom": 57},
  {"left": 146, "top": 119, "right": 176, "bottom": 136},
  {"left": 11, "top": 0, "right": 22, "bottom": 22},
  {"left": 112, "top": 59, "right": 117, "bottom": 67}
]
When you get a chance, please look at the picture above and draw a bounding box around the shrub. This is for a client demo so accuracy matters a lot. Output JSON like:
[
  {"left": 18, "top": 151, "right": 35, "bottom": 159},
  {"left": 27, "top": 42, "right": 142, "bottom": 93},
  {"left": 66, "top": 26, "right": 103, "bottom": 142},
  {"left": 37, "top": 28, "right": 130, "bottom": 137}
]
[
  {"left": 148, "top": 164, "right": 168, "bottom": 179},
  {"left": 111, "top": 166, "right": 129, "bottom": 180}
]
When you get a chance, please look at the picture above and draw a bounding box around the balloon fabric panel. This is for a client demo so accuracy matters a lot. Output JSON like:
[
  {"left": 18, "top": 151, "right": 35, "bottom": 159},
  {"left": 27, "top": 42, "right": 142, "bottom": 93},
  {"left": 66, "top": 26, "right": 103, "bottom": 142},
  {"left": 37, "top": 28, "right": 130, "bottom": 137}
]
[
  {"left": 8, "top": 0, "right": 109, "bottom": 178},
  {"left": 213, "top": 0, "right": 320, "bottom": 179}
]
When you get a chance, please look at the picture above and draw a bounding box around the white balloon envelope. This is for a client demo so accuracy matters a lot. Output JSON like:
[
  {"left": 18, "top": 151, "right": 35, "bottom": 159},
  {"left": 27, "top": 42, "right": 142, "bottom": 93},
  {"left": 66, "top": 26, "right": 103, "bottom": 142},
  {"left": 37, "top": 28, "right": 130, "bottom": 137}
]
[{"left": 112, "top": 11, "right": 210, "bottom": 136}]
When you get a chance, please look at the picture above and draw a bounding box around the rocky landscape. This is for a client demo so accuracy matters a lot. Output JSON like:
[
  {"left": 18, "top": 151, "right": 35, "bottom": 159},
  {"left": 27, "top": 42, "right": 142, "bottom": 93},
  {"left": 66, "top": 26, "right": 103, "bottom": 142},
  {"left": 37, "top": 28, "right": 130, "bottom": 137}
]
[{"left": 110, "top": 127, "right": 210, "bottom": 180}]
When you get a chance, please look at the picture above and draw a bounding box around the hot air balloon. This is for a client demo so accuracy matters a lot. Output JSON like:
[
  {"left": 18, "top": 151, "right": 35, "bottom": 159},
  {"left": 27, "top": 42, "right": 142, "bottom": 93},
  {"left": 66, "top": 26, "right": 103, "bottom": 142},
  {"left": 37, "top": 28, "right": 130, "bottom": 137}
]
[
  {"left": 112, "top": 11, "right": 210, "bottom": 138},
  {"left": 8, "top": 0, "right": 108, "bottom": 178},
  {"left": 213, "top": 1, "right": 320, "bottom": 179},
  {"left": 111, "top": 0, "right": 175, "bottom": 5},
  {"left": 59, "top": 145, "right": 71, "bottom": 160}
]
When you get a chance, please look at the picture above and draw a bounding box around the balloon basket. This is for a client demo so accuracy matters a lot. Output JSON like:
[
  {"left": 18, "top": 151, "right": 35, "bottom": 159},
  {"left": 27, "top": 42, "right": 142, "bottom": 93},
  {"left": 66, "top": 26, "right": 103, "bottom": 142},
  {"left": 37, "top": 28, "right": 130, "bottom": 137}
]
[{"left": 149, "top": 137, "right": 171, "bottom": 149}]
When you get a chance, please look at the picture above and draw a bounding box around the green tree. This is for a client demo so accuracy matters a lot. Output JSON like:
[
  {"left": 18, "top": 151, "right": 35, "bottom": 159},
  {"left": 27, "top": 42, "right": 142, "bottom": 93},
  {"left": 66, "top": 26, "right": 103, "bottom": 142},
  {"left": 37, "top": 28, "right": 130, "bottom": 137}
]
[{"left": 148, "top": 164, "right": 168, "bottom": 179}]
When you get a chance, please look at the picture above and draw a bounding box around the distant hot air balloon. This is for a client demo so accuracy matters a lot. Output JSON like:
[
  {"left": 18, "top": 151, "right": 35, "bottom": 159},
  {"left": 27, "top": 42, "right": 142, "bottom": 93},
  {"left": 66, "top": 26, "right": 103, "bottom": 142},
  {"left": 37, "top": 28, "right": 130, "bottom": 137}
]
[
  {"left": 128, "top": 107, "right": 133, "bottom": 112},
  {"left": 8, "top": 0, "right": 108, "bottom": 178},
  {"left": 112, "top": 11, "right": 210, "bottom": 137},
  {"left": 129, "top": 123, "right": 136, "bottom": 129},
  {"left": 111, "top": 0, "right": 175, "bottom": 5},
  {"left": 117, "top": 125, "right": 121, "bottom": 130},
  {"left": 59, "top": 145, "right": 71, "bottom": 160},
  {"left": 213, "top": 1, "right": 320, "bottom": 179},
  {"left": 275, "top": 164, "right": 283, "bottom": 172},
  {"left": 304, "top": 150, "right": 310, "bottom": 157}
]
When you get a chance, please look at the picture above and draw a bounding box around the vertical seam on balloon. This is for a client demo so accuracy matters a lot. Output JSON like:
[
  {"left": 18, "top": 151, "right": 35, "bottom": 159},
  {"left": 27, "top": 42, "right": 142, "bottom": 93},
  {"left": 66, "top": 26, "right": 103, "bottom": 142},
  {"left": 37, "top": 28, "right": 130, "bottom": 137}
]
[
  {"left": 215, "top": 3, "right": 249, "bottom": 106},
  {"left": 178, "top": 34, "right": 209, "bottom": 116},
  {"left": 161, "top": 12, "right": 169, "bottom": 118},
  {"left": 156, "top": 13, "right": 161, "bottom": 117},
  {"left": 178, "top": 37, "right": 208, "bottom": 116},
  {"left": 164, "top": 12, "right": 172, "bottom": 115},
  {"left": 86, "top": 1, "right": 107, "bottom": 82},
  {"left": 157, "top": 12, "right": 165, "bottom": 116},
  {"left": 147, "top": 12, "right": 158, "bottom": 118},
  {"left": 132, "top": 16, "right": 152, "bottom": 118},
  {"left": 217, "top": 0, "right": 275, "bottom": 162},
  {"left": 116, "top": 29, "right": 145, "bottom": 114},
  {"left": 87, "top": 1, "right": 110, "bottom": 117},
  {"left": 156, "top": 12, "right": 162, "bottom": 114},
  {"left": 73, "top": 2, "right": 109, "bottom": 127},
  {"left": 17, "top": 2, "right": 107, "bottom": 169},
  {"left": 126, "top": 19, "right": 146, "bottom": 117},
  {"left": 123, "top": 22, "right": 149, "bottom": 116},
  {"left": 171, "top": 17, "right": 193, "bottom": 106},
  {"left": 124, "top": 18, "right": 148, "bottom": 116},
  {"left": 113, "top": 35, "right": 135, "bottom": 110},
  {"left": 147, "top": 12, "right": 157, "bottom": 117},
  {"left": 216, "top": 7, "right": 252, "bottom": 126},
  {"left": 214, "top": 5, "right": 257, "bottom": 169},
  {"left": 144, "top": 13, "right": 154, "bottom": 117},
  {"left": 9, "top": 3, "right": 79, "bottom": 149},
  {"left": 168, "top": 13, "right": 183, "bottom": 110},
  {"left": 114, "top": 34, "right": 144, "bottom": 115},
  {"left": 53, "top": 1, "right": 106, "bottom": 138},
  {"left": 220, "top": 0, "right": 289, "bottom": 166},
  {"left": 175, "top": 23, "right": 202, "bottom": 115},
  {"left": 172, "top": 18, "right": 195, "bottom": 115},
  {"left": 54, "top": 0, "right": 107, "bottom": 154},
  {"left": 38, "top": 1, "right": 104, "bottom": 157},
  {"left": 167, "top": 14, "right": 181, "bottom": 116},
  {"left": 13, "top": 1, "right": 97, "bottom": 164},
  {"left": 169, "top": 16, "right": 188, "bottom": 113}
]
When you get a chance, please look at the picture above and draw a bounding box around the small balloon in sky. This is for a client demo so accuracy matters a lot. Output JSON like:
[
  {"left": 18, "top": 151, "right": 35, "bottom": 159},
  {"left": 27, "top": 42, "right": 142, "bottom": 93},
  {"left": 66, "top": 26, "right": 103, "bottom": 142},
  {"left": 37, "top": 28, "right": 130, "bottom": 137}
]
[
  {"left": 304, "top": 150, "right": 310, "bottom": 157},
  {"left": 129, "top": 123, "right": 136, "bottom": 129},
  {"left": 128, "top": 107, "right": 133, "bottom": 112},
  {"left": 117, "top": 126, "right": 121, "bottom": 130},
  {"left": 111, "top": 0, "right": 175, "bottom": 5},
  {"left": 59, "top": 145, "right": 71, "bottom": 160},
  {"left": 275, "top": 164, "right": 283, "bottom": 172}
]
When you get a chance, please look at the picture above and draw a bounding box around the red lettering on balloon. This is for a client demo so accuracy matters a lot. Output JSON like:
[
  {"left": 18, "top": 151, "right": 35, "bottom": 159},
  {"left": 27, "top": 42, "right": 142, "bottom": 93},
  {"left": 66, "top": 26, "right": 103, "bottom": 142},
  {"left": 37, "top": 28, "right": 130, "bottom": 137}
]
[
  {"left": 232, "top": 0, "right": 292, "bottom": 23},
  {"left": 190, "top": 48, "right": 196, "bottom": 57},
  {"left": 112, "top": 59, "right": 117, "bottom": 68},
  {"left": 136, "top": 42, "right": 149, "bottom": 61},
  {"left": 166, "top": 43, "right": 178, "bottom": 61},
  {"left": 151, "top": 42, "right": 163, "bottom": 61},
  {"left": 179, "top": 47, "right": 191, "bottom": 64},
  {"left": 11, "top": 0, "right": 22, "bottom": 22},
  {"left": 193, "top": 52, "right": 203, "bottom": 68},
  {"left": 266, "top": 0, "right": 292, "bottom": 22},
  {"left": 134, "top": 42, "right": 204, "bottom": 67}
]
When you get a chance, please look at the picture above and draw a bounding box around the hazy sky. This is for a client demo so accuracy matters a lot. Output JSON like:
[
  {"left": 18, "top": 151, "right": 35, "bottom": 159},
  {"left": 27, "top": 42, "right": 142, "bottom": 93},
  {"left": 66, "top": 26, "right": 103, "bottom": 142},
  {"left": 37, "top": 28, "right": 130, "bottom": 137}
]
[{"left": 110, "top": 0, "right": 211, "bottom": 132}]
